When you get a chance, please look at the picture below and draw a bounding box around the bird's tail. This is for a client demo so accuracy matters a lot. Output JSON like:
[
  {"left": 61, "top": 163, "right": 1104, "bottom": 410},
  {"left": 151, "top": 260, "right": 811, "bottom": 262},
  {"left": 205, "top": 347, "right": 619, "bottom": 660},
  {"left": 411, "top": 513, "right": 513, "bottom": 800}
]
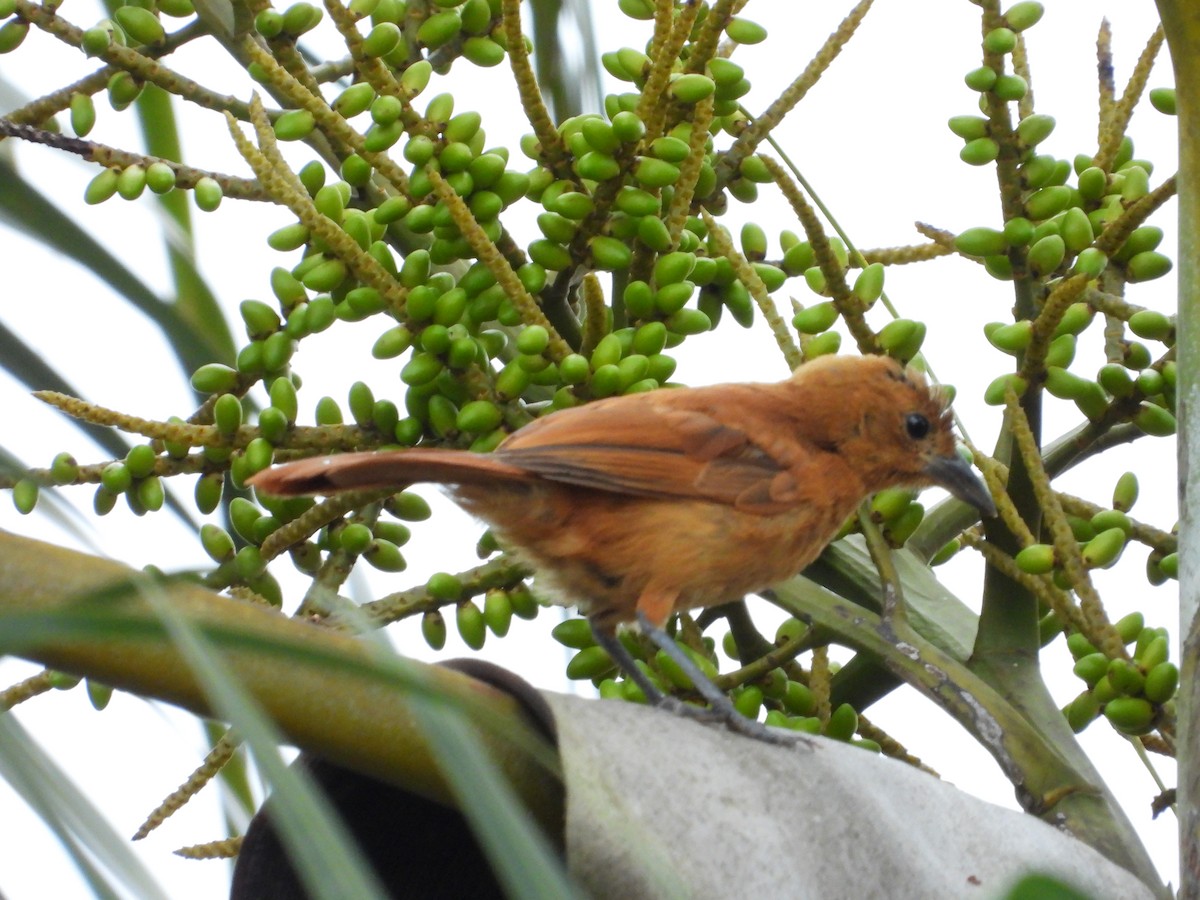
[{"left": 246, "top": 449, "right": 531, "bottom": 496}]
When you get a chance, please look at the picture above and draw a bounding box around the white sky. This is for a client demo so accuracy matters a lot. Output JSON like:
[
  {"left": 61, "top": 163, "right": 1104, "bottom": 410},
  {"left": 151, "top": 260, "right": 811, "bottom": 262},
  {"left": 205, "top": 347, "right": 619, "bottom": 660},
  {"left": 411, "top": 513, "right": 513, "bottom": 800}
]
[{"left": 0, "top": 0, "right": 1181, "bottom": 896}]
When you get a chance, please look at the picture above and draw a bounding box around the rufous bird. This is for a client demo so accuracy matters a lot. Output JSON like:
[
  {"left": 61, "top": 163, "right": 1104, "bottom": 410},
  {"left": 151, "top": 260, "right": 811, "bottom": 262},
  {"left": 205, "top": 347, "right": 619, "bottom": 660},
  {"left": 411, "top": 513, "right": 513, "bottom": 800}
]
[{"left": 249, "top": 353, "right": 996, "bottom": 741}]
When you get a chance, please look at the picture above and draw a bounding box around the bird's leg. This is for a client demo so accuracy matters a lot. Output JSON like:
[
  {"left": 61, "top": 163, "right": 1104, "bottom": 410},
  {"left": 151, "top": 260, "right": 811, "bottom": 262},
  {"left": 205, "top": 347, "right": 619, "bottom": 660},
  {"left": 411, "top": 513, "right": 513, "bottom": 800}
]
[
  {"left": 590, "top": 626, "right": 670, "bottom": 705},
  {"left": 592, "top": 616, "right": 812, "bottom": 748}
]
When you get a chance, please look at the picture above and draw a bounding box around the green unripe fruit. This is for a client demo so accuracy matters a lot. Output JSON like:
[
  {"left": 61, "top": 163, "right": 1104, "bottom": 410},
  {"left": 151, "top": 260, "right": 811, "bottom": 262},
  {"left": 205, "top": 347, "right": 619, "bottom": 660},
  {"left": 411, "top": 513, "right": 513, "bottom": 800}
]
[
  {"left": 1133, "top": 403, "right": 1176, "bottom": 437},
  {"left": 11, "top": 479, "right": 37, "bottom": 514},
  {"left": 633, "top": 157, "right": 680, "bottom": 188},
  {"left": 983, "top": 27, "right": 1017, "bottom": 54},
  {"left": 337, "top": 523, "right": 373, "bottom": 555},
  {"left": 610, "top": 110, "right": 646, "bottom": 143},
  {"left": 955, "top": 227, "right": 1007, "bottom": 257},
  {"left": 804, "top": 331, "right": 841, "bottom": 360},
  {"left": 527, "top": 239, "right": 572, "bottom": 271},
  {"left": 782, "top": 681, "right": 816, "bottom": 717},
  {"left": 114, "top": 5, "right": 165, "bottom": 44},
  {"left": 825, "top": 703, "right": 858, "bottom": 741},
  {"left": 870, "top": 487, "right": 914, "bottom": 523},
  {"left": 417, "top": 9, "right": 461, "bottom": 47},
  {"left": 960, "top": 138, "right": 999, "bottom": 166},
  {"left": 1121, "top": 166, "right": 1150, "bottom": 201},
  {"left": 213, "top": 393, "right": 243, "bottom": 436},
  {"left": 665, "top": 308, "right": 711, "bottom": 336},
  {"left": 986, "top": 320, "right": 1032, "bottom": 354},
  {"left": 655, "top": 281, "right": 695, "bottom": 314},
  {"left": 454, "top": 601, "right": 486, "bottom": 649},
  {"left": 49, "top": 452, "right": 79, "bottom": 485},
  {"left": 566, "top": 646, "right": 616, "bottom": 680},
  {"left": 549, "top": 191, "right": 594, "bottom": 220},
  {"left": 314, "top": 396, "right": 343, "bottom": 426},
  {"left": 0, "top": 18, "right": 29, "bottom": 53},
  {"left": 456, "top": 400, "right": 503, "bottom": 434},
  {"left": 1104, "top": 697, "right": 1154, "bottom": 734},
  {"left": 1017, "top": 114, "right": 1056, "bottom": 148},
  {"left": 193, "top": 177, "right": 223, "bottom": 211},
  {"left": 1015, "top": 543, "right": 1055, "bottom": 575},
  {"left": 1077, "top": 166, "right": 1107, "bottom": 201},
  {"left": 1138, "top": 634, "right": 1170, "bottom": 671},
  {"left": 1073, "top": 248, "right": 1107, "bottom": 278},
  {"left": 146, "top": 163, "right": 176, "bottom": 194},
  {"left": 559, "top": 353, "right": 590, "bottom": 384},
  {"left": 983, "top": 373, "right": 1027, "bottom": 405},
  {"left": 1054, "top": 303, "right": 1093, "bottom": 338},
  {"left": 1025, "top": 185, "right": 1072, "bottom": 220},
  {"left": 1090, "top": 509, "right": 1131, "bottom": 537},
  {"left": 948, "top": 115, "right": 989, "bottom": 140},
  {"left": 363, "top": 21, "right": 401, "bottom": 56},
  {"left": 964, "top": 66, "right": 997, "bottom": 92},
  {"left": 1073, "top": 652, "right": 1109, "bottom": 686},
  {"left": 1059, "top": 208, "right": 1093, "bottom": 253},
  {"left": 1123, "top": 342, "right": 1153, "bottom": 370},
  {"left": 1128, "top": 310, "right": 1173, "bottom": 341},
  {"left": 108, "top": 72, "right": 144, "bottom": 111},
  {"left": 590, "top": 235, "right": 632, "bottom": 271},
  {"left": 733, "top": 686, "right": 763, "bottom": 721},
  {"left": 1144, "top": 662, "right": 1179, "bottom": 704},
  {"left": 1071, "top": 380, "right": 1109, "bottom": 420},
  {"left": 1043, "top": 333, "right": 1076, "bottom": 369},
  {"left": 1081, "top": 527, "right": 1127, "bottom": 569},
  {"left": 347, "top": 381, "right": 375, "bottom": 427},
  {"left": 725, "top": 17, "right": 767, "bottom": 44},
  {"left": 334, "top": 82, "right": 375, "bottom": 118},
  {"left": 803, "top": 267, "right": 827, "bottom": 295},
  {"left": 635, "top": 217, "right": 671, "bottom": 252},
  {"left": 1107, "top": 658, "right": 1144, "bottom": 696},
  {"left": 274, "top": 109, "right": 316, "bottom": 141},
  {"left": 191, "top": 472, "right": 223, "bottom": 514},
  {"left": 1028, "top": 234, "right": 1065, "bottom": 275},
  {"left": 300, "top": 257, "right": 346, "bottom": 292},
  {"left": 1111, "top": 472, "right": 1139, "bottom": 513},
  {"left": 93, "top": 486, "right": 118, "bottom": 516},
  {"left": 372, "top": 325, "right": 414, "bottom": 358},
  {"left": 1067, "top": 632, "right": 1097, "bottom": 660},
  {"left": 992, "top": 74, "right": 1027, "bottom": 101},
  {"left": 516, "top": 325, "right": 550, "bottom": 356},
  {"left": 114, "top": 165, "right": 146, "bottom": 201},
  {"left": 191, "top": 363, "right": 239, "bottom": 394},
  {"left": 477, "top": 589, "right": 512, "bottom": 637},
  {"left": 1136, "top": 368, "right": 1164, "bottom": 397},
  {"left": 1066, "top": 690, "right": 1100, "bottom": 733},
  {"left": 877, "top": 318, "right": 925, "bottom": 361},
  {"left": 653, "top": 251, "right": 696, "bottom": 287},
  {"left": 669, "top": 73, "right": 715, "bottom": 103},
  {"left": 852, "top": 263, "right": 885, "bottom": 304},
  {"left": 552, "top": 617, "right": 595, "bottom": 649},
  {"left": 421, "top": 610, "right": 447, "bottom": 650},
  {"left": 85, "top": 168, "right": 120, "bottom": 205},
  {"left": 1149, "top": 87, "right": 1176, "bottom": 116},
  {"left": 575, "top": 150, "right": 619, "bottom": 182},
  {"left": 233, "top": 544, "right": 265, "bottom": 578},
  {"left": 361, "top": 538, "right": 404, "bottom": 572},
  {"left": 495, "top": 360, "right": 531, "bottom": 400},
  {"left": 1005, "top": 1, "right": 1044, "bottom": 31}
]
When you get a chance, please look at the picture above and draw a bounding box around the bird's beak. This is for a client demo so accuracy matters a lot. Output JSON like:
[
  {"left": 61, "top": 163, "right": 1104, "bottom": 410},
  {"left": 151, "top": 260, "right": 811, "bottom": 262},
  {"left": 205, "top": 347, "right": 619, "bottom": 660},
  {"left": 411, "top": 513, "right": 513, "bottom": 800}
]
[{"left": 924, "top": 454, "right": 997, "bottom": 518}]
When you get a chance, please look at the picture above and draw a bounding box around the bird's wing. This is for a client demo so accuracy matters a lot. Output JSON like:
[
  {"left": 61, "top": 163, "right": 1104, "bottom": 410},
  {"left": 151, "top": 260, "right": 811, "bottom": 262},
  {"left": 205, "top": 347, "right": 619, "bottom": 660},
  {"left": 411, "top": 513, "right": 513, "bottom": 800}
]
[{"left": 496, "top": 393, "right": 807, "bottom": 514}]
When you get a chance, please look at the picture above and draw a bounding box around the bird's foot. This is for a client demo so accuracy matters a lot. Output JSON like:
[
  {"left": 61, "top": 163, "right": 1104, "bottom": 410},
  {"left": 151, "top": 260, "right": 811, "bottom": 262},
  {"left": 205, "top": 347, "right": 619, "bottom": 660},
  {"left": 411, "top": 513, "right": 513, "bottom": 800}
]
[{"left": 653, "top": 694, "right": 815, "bottom": 749}]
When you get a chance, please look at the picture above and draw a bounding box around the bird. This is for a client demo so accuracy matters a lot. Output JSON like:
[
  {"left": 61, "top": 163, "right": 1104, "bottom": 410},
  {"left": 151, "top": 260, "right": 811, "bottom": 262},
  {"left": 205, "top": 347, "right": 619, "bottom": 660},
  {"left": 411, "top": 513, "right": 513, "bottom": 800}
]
[{"left": 248, "top": 353, "right": 996, "bottom": 741}]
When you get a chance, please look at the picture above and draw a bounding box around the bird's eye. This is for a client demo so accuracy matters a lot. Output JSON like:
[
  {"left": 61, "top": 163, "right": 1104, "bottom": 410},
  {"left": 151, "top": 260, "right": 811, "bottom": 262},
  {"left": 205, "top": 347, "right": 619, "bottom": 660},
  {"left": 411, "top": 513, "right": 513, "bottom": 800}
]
[{"left": 905, "top": 413, "right": 930, "bottom": 440}]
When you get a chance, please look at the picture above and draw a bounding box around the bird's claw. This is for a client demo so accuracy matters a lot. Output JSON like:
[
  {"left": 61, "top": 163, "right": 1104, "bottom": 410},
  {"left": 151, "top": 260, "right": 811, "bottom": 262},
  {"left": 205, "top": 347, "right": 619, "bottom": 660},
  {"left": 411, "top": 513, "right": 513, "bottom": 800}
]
[{"left": 653, "top": 695, "right": 815, "bottom": 749}]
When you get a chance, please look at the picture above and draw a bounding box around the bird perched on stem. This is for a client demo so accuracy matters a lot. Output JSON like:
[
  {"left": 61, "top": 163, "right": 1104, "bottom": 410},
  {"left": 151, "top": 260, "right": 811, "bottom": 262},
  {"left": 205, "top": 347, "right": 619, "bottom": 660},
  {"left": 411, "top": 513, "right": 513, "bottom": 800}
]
[{"left": 249, "top": 354, "right": 995, "bottom": 741}]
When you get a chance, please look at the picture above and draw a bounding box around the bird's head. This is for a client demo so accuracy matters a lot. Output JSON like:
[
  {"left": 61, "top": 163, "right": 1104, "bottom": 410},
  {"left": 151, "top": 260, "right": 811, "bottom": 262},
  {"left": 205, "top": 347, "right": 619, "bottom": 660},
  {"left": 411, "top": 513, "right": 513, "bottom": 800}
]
[{"left": 791, "top": 355, "right": 996, "bottom": 517}]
